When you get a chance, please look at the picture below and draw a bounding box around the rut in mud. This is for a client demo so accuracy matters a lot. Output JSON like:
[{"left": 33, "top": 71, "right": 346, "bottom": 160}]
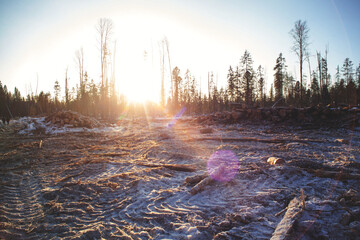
[{"left": 1, "top": 118, "right": 360, "bottom": 239}]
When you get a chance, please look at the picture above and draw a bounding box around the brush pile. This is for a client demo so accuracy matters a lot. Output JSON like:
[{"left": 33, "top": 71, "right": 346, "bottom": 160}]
[
  {"left": 45, "top": 111, "right": 102, "bottom": 128},
  {"left": 195, "top": 105, "right": 360, "bottom": 127}
]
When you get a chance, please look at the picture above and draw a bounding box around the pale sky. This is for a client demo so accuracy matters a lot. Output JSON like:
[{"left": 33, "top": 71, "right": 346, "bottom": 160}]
[{"left": 0, "top": 0, "right": 359, "bottom": 102}]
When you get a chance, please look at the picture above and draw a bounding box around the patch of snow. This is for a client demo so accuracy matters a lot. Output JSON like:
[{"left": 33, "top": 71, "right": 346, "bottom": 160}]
[{"left": 15, "top": 117, "right": 123, "bottom": 135}]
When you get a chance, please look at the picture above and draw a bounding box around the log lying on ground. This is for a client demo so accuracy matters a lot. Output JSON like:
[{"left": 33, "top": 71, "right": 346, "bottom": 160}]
[
  {"left": 306, "top": 169, "right": 360, "bottom": 180},
  {"left": 137, "top": 163, "right": 197, "bottom": 172},
  {"left": 200, "top": 128, "right": 214, "bottom": 134},
  {"left": 186, "top": 137, "right": 324, "bottom": 144},
  {"left": 271, "top": 197, "right": 304, "bottom": 240},
  {"left": 267, "top": 157, "right": 285, "bottom": 165},
  {"left": 185, "top": 173, "right": 208, "bottom": 185},
  {"left": 45, "top": 111, "right": 102, "bottom": 128},
  {"left": 190, "top": 176, "right": 214, "bottom": 195}
]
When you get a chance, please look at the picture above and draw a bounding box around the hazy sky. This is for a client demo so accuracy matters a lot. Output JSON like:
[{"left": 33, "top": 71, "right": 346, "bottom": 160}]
[{"left": 0, "top": 0, "right": 359, "bottom": 102}]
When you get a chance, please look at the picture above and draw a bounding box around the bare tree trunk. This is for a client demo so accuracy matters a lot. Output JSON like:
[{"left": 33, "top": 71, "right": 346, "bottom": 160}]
[
  {"left": 160, "top": 41, "right": 165, "bottom": 107},
  {"left": 300, "top": 44, "right": 303, "bottom": 105},
  {"left": 164, "top": 38, "right": 173, "bottom": 99},
  {"left": 65, "top": 67, "right": 69, "bottom": 105}
]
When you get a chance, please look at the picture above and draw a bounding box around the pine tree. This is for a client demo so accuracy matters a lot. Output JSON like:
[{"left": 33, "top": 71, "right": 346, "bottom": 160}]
[
  {"left": 273, "top": 53, "right": 286, "bottom": 102},
  {"left": 269, "top": 83, "right": 274, "bottom": 103},
  {"left": 227, "top": 66, "right": 236, "bottom": 102},
  {"left": 54, "top": 80, "right": 61, "bottom": 103},
  {"left": 356, "top": 63, "right": 360, "bottom": 87},
  {"left": 240, "top": 50, "right": 254, "bottom": 105},
  {"left": 172, "top": 66, "right": 182, "bottom": 111},
  {"left": 310, "top": 71, "right": 320, "bottom": 105},
  {"left": 234, "top": 66, "right": 241, "bottom": 102},
  {"left": 335, "top": 65, "right": 340, "bottom": 84},
  {"left": 342, "top": 58, "right": 354, "bottom": 84},
  {"left": 256, "top": 65, "right": 265, "bottom": 105}
]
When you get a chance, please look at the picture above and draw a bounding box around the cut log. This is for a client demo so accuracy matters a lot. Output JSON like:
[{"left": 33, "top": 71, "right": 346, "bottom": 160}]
[
  {"left": 307, "top": 169, "right": 360, "bottom": 180},
  {"left": 190, "top": 176, "right": 214, "bottom": 195},
  {"left": 200, "top": 128, "right": 214, "bottom": 134},
  {"left": 185, "top": 173, "right": 208, "bottom": 185},
  {"left": 271, "top": 197, "right": 304, "bottom": 240},
  {"left": 267, "top": 157, "right": 285, "bottom": 165},
  {"left": 137, "top": 163, "right": 197, "bottom": 172},
  {"left": 187, "top": 137, "right": 324, "bottom": 144}
]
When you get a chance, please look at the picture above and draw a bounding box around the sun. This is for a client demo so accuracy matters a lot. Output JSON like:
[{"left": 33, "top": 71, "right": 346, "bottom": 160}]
[
  {"left": 114, "top": 14, "right": 168, "bottom": 104},
  {"left": 117, "top": 50, "right": 161, "bottom": 104}
]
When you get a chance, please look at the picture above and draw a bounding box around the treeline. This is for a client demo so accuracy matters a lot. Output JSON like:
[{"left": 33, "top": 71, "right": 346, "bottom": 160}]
[
  {"left": 1, "top": 19, "right": 360, "bottom": 121},
  {"left": 166, "top": 51, "right": 360, "bottom": 115},
  {"left": 1, "top": 51, "right": 359, "bottom": 121}
]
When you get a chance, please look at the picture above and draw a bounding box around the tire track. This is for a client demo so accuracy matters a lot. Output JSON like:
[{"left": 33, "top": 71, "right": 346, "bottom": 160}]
[{"left": 0, "top": 170, "right": 44, "bottom": 239}]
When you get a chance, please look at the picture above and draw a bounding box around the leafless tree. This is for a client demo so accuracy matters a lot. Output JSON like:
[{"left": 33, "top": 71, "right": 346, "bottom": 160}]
[
  {"left": 159, "top": 39, "right": 166, "bottom": 107},
  {"left": 75, "top": 47, "right": 84, "bottom": 98},
  {"left": 164, "top": 37, "right": 172, "bottom": 99},
  {"left": 290, "top": 20, "right": 310, "bottom": 105},
  {"left": 96, "top": 18, "right": 113, "bottom": 97},
  {"left": 65, "top": 66, "right": 69, "bottom": 104}
]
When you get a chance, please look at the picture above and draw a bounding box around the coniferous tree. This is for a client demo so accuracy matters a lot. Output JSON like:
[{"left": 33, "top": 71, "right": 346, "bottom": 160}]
[
  {"left": 283, "top": 73, "right": 295, "bottom": 103},
  {"left": 65, "top": 67, "right": 69, "bottom": 105},
  {"left": 234, "top": 66, "right": 241, "bottom": 102},
  {"left": 172, "top": 66, "right": 182, "bottom": 111},
  {"left": 269, "top": 83, "right": 274, "bottom": 104},
  {"left": 54, "top": 80, "right": 61, "bottom": 103},
  {"left": 335, "top": 65, "right": 341, "bottom": 84},
  {"left": 294, "top": 81, "right": 301, "bottom": 106},
  {"left": 227, "top": 66, "right": 236, "bottom": 102},
  {"left": 273, "top": 53, "right": 286, "bottom": 102},
  {"left": 356, "top": 64, "right": 360, "bottom": 105},
  {"left": 256, "top": 65, "right": 265, "bottom": 106},
  {"left": 310, "top": 71, "right": 320, "bottom": 105},
  {"left": 240, "top": 50, "right": 254, "bottom": 105},
  {"left": 342, "top": 58, "right": 354, "bottom": 84}
]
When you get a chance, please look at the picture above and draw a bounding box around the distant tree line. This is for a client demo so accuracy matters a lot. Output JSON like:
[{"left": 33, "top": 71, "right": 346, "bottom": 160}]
[{"left": 1, "top": 19, "right": 360, "bottom": 122}]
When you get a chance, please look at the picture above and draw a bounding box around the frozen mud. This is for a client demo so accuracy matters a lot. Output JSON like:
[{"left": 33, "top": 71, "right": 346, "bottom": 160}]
[{"left": 0, "top": 117, "right": 359, "bottom": 239}]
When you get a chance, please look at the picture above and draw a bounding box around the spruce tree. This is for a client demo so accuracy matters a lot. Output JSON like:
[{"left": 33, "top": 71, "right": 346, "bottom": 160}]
[
  {"left": 240, "top": 50, "right": 254, "bottom": 105},
  {"left": 273, "top": 53, "right": 286, "bottom": 102},
  {"left": 227, "top": 66, "right": 236, "bottom": 102}
]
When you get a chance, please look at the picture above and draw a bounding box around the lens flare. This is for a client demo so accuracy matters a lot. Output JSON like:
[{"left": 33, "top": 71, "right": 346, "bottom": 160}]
[
  {"left": 117, "top": 110, "right": 128, "bottom": 125},
  {"left": 207, "top": 150, "right": 239, "bottom": 182},
  {"left": 167, "top": 107, "right": 186, "bottom": 127}
]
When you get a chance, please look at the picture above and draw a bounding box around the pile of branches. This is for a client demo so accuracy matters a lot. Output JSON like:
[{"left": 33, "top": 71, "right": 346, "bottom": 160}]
[
  {"left": 45, "top": 111, "right": 102, "bottom": 128},
  {"left": 194, "top": 105, "right": 360, "bottom": 127}
]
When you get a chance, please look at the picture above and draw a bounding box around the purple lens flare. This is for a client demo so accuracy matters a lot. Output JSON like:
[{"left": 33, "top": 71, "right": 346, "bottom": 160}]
[
  {"left": 207, "top": 150, "right": 239, "bottom": 182},
  {"left": 167, "top": 107, "right": 186, "bottom": 127}
]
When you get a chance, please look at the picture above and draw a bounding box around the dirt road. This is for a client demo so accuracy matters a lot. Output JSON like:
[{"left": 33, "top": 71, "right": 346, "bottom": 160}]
[{"left": 1, "top": 118, "right": 359, "bottom": 239}]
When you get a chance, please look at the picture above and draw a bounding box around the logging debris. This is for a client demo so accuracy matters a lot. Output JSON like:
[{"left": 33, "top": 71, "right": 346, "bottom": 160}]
[
  {"left": 267, "top": 157, "right": 285, "bottom": 165},
  {"left": 45, "top": 111, "right": 102, "bottom": 128},
  {"left": 193, "top": 105, "right": 360, "bottom": 127},
  {"left": 137, "top": 163, "right": 197, "bottom": 172},
  {"left": 271, "top": 196, "right": 304, "bottom": 240}
]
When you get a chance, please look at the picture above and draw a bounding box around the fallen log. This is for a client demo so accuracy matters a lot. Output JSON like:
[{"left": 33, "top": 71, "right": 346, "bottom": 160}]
[
  {"left": 267, "top": 157, "right": 285, "bottom": 165},
  {"left": 186, "top": 137, "right": 324, "bottom": 144},
  {"left": 306, "top": 169, "right": 360, "bottom": 180},
  {"left": 190, "top": 176, "right": 214, "bottom": 195},
  {"left": 271, "top": 197, "right": 304, "bottom": 240},
  {"left": 200, "top": 128, "right": 214, "bottom": 134},
  {"left": 100, "top": 152, "right": 130, "bottom": 157},
  {"left": 56, "top": 170, "right": 84, "bottom": 183},
  {"left": 185, "top": 173, "right": 208, "bottom": 185},
  {"left": 137, "top": 163, "right": 197, "bottom": 172}
]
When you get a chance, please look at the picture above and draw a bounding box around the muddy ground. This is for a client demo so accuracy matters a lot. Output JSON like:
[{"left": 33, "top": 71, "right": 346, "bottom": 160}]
[{"left": 0, "top": 118, "right": 360, "bottom": 239}]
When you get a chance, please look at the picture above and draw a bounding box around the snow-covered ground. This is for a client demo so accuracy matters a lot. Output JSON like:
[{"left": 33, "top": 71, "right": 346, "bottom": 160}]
[
  {"left": 9, "top": 116, "right": 124, "bottom": 135},
  {"left": 0, "top": 117, "right": 359, "bottom": 239}
]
